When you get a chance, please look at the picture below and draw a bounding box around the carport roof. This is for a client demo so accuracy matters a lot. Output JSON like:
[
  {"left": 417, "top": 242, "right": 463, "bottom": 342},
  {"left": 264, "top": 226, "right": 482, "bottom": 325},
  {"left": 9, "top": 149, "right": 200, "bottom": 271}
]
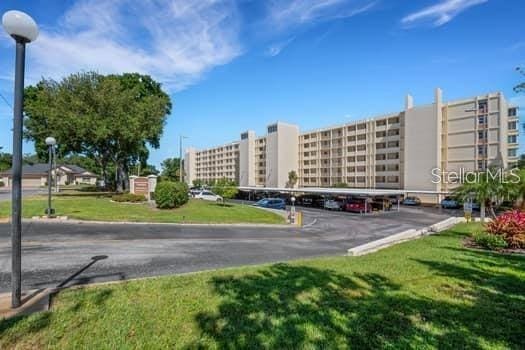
[{"left": 238, "top": 186, "right": 406, "bottom": 196}]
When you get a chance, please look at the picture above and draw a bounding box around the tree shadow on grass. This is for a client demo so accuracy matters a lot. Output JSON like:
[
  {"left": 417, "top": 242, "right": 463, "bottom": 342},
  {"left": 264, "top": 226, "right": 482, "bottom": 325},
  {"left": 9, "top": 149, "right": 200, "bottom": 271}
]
[
  {"left": 0, "top": 287, "right": 114, "bottom": 347},
  {"left": 192, "top": 259, "right": 525, "bottom": 349}
]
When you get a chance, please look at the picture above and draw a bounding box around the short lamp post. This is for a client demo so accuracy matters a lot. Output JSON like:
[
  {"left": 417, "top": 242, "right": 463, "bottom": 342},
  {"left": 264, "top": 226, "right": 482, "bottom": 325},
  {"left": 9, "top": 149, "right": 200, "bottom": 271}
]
[
  {"left": 290, "top": 196, "right": 296, "bottom": 223},
  {"left": 2, "top": 10, "right": 39, "bottom": 308},
  {"left": 45, "top": 137, "right": 56, "bottom": 218}
]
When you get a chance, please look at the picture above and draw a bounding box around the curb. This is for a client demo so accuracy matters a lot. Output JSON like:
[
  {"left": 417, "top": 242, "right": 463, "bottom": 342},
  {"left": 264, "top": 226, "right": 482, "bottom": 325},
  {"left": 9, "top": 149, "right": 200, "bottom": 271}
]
[
  {"left": 347, "top": 217, "right": 464, "bottom": 256},
  {"left": 0, "top": 288, "right": 52, "bottom": 320}
]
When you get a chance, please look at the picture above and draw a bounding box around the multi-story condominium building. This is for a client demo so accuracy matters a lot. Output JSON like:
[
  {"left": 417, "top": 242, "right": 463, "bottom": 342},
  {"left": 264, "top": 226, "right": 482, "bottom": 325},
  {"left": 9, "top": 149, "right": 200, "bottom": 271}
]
[{"left": 184, "top": 88, "right": 519, "bottom": 194}]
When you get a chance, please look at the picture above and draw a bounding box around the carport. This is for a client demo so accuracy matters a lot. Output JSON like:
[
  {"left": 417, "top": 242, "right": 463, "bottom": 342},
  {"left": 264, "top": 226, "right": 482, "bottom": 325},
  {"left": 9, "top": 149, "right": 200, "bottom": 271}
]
[{"left": 238, "top": 186, "right": 406, "bottom": 213}]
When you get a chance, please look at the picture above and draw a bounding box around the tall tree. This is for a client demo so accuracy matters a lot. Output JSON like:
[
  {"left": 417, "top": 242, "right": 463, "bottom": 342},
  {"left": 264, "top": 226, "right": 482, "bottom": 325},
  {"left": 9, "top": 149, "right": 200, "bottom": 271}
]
[
  {"left": 161, "top": 157, "right": 181, "bottom": 181},
  {"left": 23, "top": 72, "right": 172, "bottom": 191},
  {"left": 514, "top": 66, "right": 525, "bottom": 94},
  {"left": 286, "top": 170, "right": 298, "bottom": 188},
  {"left": 0, "top": 147, "right": 11, "bottom": 172}
]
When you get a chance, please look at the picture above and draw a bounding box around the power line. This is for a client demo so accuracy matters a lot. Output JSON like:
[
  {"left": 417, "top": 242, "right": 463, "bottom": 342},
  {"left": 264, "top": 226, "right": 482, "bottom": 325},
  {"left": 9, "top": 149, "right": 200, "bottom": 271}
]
[{"left": 0, "top": 92, "right": 12, "bottom": 109}]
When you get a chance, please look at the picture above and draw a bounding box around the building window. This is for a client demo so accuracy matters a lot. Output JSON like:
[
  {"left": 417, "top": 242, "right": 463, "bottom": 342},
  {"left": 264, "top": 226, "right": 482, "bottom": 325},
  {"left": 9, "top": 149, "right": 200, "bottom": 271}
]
[
  {"left": 508, "top": 121, "right": 517, "bottom": 130},
  {"left": 376, "top": 131, "right": 386, "bottom": 138},
  {"left": 267, "top": 124, "right": 278, "bottom": 133},
  {"left": 508, "top": 148, "right": 517, "bottom": 157},
  {"left": 387, "top": 152, "right": 399, "bottom": 160},
  {"left": 478, "top": 130, "right": 487, "bottom": 140},
  {"left": 478, "top": 100, "right": 488, "bottom": 114},
  {"left": 241, "top": 132, "right": 248, "bottom": 140},
  {"left": 478, "top": 145, "right": 486, "bottom": 156},
  {"left": 387, "top": 141, "right": 399, "bottom": 148},
  {"left": 478, "top": 160, "right": 485, "bottom": 170},
  {"left": 387, "top": 129, "right": 400, "bottom": 136},
  {"left": 387, "top": 164, "right": 399, "bottom": 171},
  {"left": 388, "top": 117, "right": 400, "bottom": 124},
  {"left": 508, "top": 107, "right": 517, "bottom": 117},
  {"left": 509, "top": 135, "right": 517, "bottom": 144},
  {"left": 387, "top": 176, "right": 399, "bottom": 183},
  {"left": 478, "top": 115, "right": 487, "bottom": 125}
]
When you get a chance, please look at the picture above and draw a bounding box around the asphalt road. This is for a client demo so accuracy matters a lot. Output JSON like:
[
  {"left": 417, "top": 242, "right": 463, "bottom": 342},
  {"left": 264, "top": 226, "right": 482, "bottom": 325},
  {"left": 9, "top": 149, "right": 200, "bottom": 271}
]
[{"left": 0, "top": 206, "right": 452, "bottom": 293}]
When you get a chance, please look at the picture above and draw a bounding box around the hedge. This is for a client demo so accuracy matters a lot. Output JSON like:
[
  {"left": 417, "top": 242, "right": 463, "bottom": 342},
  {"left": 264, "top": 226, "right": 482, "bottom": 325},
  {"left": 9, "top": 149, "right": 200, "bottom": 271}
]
[{"left": 154, "top": 181, "right": 189, "bottom": 209}]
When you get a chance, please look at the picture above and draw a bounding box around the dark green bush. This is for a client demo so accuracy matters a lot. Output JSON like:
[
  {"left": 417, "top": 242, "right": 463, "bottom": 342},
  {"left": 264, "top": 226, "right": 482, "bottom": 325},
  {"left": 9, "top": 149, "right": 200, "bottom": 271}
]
[
  {"left": 154, "top": 181, "right": 189, "bottom": 209},
  {"left": 112, "top": 193, "right": 146, "bottom": 203},
  {"left": 0, "top": 180, "right": 4, "bottom": 187},
  {"left": 473, "top": 231, "right": 508, "bottom": 250}
]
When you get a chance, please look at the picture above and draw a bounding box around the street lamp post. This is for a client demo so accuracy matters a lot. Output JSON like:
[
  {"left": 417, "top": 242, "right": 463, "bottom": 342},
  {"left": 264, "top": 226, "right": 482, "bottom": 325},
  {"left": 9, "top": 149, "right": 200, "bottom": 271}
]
[
  {"left": 179, "top": 135, "right": 188, "bottom": 183},
  {"left": 2, "top": 10, "right": 39, "bottom": 308},
  {"left": 45, "top": 137, "right": 56, "bottom": 218}
]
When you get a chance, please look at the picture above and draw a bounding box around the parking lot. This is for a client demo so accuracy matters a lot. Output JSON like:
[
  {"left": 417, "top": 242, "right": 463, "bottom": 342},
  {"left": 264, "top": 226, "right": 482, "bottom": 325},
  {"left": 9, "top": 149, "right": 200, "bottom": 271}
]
[{"left": 0, "top": 201, "right": 454, "bottom": 292}]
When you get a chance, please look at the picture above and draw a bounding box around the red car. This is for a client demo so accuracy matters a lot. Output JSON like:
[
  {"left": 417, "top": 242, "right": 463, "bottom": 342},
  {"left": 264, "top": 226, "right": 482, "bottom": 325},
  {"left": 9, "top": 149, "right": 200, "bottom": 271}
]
[{"left": 344, "top": 200, "right": 370, "bottom": 213}]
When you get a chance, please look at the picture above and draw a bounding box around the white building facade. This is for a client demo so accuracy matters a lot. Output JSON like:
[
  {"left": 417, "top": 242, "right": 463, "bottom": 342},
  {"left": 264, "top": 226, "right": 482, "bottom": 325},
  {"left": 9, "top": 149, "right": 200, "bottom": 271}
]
[{"left": 184, "top": 88, "right": 519, "bottom": 193}]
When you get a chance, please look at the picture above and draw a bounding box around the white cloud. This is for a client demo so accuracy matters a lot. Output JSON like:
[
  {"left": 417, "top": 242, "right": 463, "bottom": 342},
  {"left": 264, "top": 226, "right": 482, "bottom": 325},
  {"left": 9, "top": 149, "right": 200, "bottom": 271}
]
[
  {"left": 268, "top": 0, "right": 376, "bottom": 29},
  {"left": 27, "top": 0, "right": 242, "bottom": 91},
  {"left": 401, "top": 0, "right": 488, "bottom": 27},
  {"left": 266, "top": 37, "right": 295, "bottom": 57}
]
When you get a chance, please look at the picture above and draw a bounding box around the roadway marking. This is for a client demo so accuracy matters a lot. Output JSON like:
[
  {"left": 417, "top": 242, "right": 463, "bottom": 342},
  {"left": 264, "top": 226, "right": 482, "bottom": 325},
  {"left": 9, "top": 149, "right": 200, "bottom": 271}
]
[{"left": 302, "top": 218, "right": 318, "bottom": 227}]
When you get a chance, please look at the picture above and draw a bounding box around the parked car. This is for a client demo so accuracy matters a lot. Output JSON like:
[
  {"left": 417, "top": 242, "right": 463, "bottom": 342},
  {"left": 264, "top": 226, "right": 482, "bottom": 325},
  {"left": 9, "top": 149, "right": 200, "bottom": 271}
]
[
  {"left": 299, "top": 195, "right": 324, "bottom": 208},
  {"left": 253, "top": 198, "right": 286, "bottom": 210},
  {"left": 441, "top": 197, "right": 461, "bottom": 209},
  {"left": 189, "top": 188, "right": 202, "bottom": 197},
  {"left": 344, "top": 199, "right": 370, "bottom": 213},
  {"left": 402, "top": 196, "right": 421, "bottom": 206},
  {"left": 195, "top": 190, "right": 223, "bottom": 202},
  {"left": 324, "top": 199, "right": 343, "bottom": 211}
]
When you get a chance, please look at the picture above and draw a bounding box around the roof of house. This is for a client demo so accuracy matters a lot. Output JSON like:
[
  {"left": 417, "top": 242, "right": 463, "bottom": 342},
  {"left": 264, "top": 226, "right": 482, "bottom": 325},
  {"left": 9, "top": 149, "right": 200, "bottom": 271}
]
[{"left": 0, "top": 163, "right": 96, "bottom": 177}]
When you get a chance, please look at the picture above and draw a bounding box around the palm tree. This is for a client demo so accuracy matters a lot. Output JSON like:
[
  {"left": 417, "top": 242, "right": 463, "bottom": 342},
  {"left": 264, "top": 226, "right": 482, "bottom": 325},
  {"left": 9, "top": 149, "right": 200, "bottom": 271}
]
[
  {"left": 287, "top": 170, "right": 298, "bottom": 189},
  {"left": 453, "top": 170, "right": 513, "bottom": 222}
]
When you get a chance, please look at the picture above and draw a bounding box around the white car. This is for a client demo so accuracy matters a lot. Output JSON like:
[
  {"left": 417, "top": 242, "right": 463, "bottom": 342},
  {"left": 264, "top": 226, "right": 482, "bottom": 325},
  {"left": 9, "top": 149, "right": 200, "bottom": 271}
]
[
  {"left": 324, "top": 199, "right": 343, "bottom": 211},
  {"left": 195, "top": 190, "right": 223, "bottom": 202}
]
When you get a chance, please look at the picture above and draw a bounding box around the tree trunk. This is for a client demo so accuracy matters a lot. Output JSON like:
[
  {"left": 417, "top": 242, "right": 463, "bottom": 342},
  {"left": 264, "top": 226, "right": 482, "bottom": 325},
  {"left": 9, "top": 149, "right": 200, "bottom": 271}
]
[
  {"left": 480, "top": 201, "right": 486, "bottom": 223},
  {"left": 115, "top": 161, "right": 126, "bottom": 193}
]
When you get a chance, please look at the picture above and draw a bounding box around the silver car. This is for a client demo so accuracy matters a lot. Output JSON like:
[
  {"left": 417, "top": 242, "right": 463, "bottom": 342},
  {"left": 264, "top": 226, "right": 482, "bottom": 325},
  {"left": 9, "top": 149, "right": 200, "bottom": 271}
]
[{"left": 324, "top": 199, "right": 343, "bottom": 211}]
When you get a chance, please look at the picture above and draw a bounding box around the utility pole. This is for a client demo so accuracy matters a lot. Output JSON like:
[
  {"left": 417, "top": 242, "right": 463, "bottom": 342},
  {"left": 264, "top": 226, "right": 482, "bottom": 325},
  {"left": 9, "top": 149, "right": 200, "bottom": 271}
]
[{"left": 179, "top": 135, "right": 188, "bottom": 182}]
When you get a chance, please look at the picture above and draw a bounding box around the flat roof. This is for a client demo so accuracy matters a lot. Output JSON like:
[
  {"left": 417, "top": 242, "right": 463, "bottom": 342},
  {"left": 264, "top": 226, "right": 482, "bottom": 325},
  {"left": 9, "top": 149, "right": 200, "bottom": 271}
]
[{"left": 238, "top": 186, "right": 449, "bottom": 196}]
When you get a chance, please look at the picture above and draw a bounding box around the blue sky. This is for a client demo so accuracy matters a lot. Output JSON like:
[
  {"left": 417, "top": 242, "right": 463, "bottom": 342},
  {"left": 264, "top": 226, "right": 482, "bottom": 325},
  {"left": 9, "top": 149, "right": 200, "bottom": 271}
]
[{"left": 0, "top": 0, "right": 524, "bottom": 167}]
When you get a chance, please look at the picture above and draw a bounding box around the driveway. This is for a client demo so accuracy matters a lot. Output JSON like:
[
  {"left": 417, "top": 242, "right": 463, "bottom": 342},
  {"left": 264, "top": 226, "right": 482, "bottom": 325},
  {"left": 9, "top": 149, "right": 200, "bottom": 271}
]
[
  {"left": 0, "top": 188, "right": 44, "bottom": 202},
  {"left": 0, "top": 207, "right": 452, "bottom": 292}
]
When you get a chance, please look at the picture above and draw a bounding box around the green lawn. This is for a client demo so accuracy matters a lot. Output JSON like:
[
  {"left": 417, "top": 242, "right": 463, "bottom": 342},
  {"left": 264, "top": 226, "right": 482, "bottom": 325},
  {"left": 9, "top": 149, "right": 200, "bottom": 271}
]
[
  {"left": 0, "top": 197, "right": 285, "bottom": 224},
  {"left": 1, "top": 223, "right": 524, "bottom": 349}
]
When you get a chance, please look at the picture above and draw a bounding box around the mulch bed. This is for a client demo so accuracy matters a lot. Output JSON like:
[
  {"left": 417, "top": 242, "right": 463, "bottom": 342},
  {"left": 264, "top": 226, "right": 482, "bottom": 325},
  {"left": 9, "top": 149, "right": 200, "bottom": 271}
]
[{"left": 463, "top": 237, "right": 525, "bottom": 255}]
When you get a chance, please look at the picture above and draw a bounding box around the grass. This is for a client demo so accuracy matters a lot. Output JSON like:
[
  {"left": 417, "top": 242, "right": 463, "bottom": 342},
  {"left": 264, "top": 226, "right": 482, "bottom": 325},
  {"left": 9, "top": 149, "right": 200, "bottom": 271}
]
[
  {"left": 1, "top": 223, "right": 524, "bottom": 349},
  {"left": 0, "top": 196, "right": 285, "bottom": 224}
]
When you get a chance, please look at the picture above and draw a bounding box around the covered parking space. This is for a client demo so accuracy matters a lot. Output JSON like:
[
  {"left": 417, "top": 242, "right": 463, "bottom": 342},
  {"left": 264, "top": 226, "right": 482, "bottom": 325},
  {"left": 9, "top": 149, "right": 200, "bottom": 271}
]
[{"left": 238, "top": 186, "right": 407, "bottom": 214}]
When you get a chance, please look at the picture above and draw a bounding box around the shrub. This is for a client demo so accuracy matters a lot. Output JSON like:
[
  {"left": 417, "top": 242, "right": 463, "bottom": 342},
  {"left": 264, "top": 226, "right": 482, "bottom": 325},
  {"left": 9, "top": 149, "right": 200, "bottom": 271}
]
[
  {"left": 473, "top": 231, "right": 508, "bottom": 250},
  {"left": 155, "top": 181, "right": 189, "bottom": 209},
  {"left": 112, "top": 193, "right": 146, "bottom": 203},
  {"left": 0, "top": 180, "right": 4, "bottom": 187},
  {"left": 486, "top": 210, "right": 525, "bottom": 248}
]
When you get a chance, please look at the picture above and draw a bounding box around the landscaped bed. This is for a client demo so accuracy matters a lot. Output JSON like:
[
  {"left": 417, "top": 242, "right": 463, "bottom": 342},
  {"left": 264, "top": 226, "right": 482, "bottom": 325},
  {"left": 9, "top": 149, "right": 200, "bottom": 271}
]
[
  {"left": 0, "top": 196, "right": 285, "bottom": 224},
  {"left": 1, "top": 223, "right": 524, "bottom": 349}
]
